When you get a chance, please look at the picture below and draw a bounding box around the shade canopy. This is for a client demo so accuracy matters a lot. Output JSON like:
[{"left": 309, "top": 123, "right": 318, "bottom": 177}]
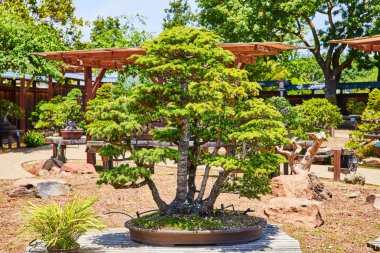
[
  {"left": 329, "top": 35, "right": 380, "bottom": 53},
  {"left": 32, "top": 43, "right": 306, "bottom": 70}
]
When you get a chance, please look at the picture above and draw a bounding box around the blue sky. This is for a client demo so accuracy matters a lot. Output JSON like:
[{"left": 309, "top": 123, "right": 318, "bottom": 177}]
[{"left": 73, "top": 0, "right": 197, "bottom": 40}]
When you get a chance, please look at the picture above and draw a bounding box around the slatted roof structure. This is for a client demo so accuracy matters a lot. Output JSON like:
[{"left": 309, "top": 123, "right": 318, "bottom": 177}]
[
  {"left": 32, "top": 43, "right": 305, "bottom": 70},
  {"left": 329, "top": 35, "right": 380, "bottom": 53}
]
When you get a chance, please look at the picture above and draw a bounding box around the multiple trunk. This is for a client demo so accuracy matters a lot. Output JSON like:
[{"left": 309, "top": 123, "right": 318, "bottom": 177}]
[{"left": 276, "top": 132, "right": 326, "bottom": 175}]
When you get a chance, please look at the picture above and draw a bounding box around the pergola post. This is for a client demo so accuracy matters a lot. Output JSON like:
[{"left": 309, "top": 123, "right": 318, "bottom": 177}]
[
  {"left": 48, "top": 76, "right": 53, "bottom": 100},
  {"left": 84, "top": 67, "right": 92, "bottom": 109},
  {"left": 19, "top": 78, "right": 26, "bottom": 131}
]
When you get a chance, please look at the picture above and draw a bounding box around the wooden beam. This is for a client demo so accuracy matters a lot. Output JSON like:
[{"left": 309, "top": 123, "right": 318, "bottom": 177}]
[
  {"left": 89, "top": 68, "right": 106, "bottom": 100},
  {"left": 237, "top": 63, "right": 246, "bottom": 69},
  {"left": 84, "top": 67, "right": 92, "bottom": 109},
  {"left": 48, "top": 76, "right": 53, "bottom": 100}
]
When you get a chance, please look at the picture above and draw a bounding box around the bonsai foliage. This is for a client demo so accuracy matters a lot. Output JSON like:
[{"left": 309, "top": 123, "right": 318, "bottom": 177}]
[
  {"left": 267, "top": 97, "right": 342, "bottom": 140},
  {"left": 34, "top": 89, "right": 84, "bottom": 130},
  {"left": 347, "top": 89, "right": 380, "bottom": 156},
  {"left": 22, "top": 196, "right": 104, "bottom": 250},
  {"left": 92, "top": 27, "right": 288, "bottom": 215},
  {"left": 0, "top": 99, "right": 23, "bottom": 123}
]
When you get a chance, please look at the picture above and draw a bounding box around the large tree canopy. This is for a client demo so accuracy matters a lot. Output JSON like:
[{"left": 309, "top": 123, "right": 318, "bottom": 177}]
[
  {"left": 0, "top": 0, "right": 81, "bottom": 77},
  {"left": 197, "top": 0, "right": 380, "bottom": 99}
]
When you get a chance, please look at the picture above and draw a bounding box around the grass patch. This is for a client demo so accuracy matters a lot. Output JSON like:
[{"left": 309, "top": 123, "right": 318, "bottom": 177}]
[{"left": 128, "top": 211, "right": 266, "bottom": 231}]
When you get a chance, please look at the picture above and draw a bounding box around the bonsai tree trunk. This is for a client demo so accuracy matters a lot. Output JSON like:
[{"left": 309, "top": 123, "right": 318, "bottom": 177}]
[{"left": 276, "top": 132, "right": 326, "bottom": 175}]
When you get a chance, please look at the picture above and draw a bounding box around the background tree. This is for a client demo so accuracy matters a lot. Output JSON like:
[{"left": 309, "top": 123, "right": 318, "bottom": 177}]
[
  {"left": 197, "top": 0, "right": 380, "bottom": 99},
  {"left": 93, "top": 27, "right": 288, "bottom": 215},
  {"left": 0, "top": 0, "right": 82, "bottom": 78},
  {"left": 163, "top": 0, "right": 197, "bottom": 29}
]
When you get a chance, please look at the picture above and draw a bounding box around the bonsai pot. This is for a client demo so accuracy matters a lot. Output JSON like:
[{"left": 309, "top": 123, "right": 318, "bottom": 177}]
[
  {"left": 125, "top": 221, "right": 264, "bottom": 246},
  {"left": 47, "top": 246, "right": 80, "bottom": 253},
  {"left": 60, "top": 129, "right": 83, "bottom": 139}
]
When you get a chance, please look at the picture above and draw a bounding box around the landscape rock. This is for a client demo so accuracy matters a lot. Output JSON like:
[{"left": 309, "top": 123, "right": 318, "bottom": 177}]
[
  {"left": 38, "top": 169, "right": 48, "bottom": 177},
  {"left": 271, "top": 172, "right": 331, "bottom": 201},
  {"left": 374, "top": 196, "right": 380, "bottom": 210},
  {"left": 60, "top": 163, "right": 96, "bottom": 174},
  {"left": 40, "top": 158, "right": 64, "bottom": 171},
  {"left": 264, "top": 197, "right": 326, "bottom": 228},
  {"left": 348, "top": 191, "right": 361, "bottom": 198},
  {"left": 8, "top": 178, "right": 70, "bottom": 198},
  {"left": 49, "top": 166, "right": 61, "bottom": 176},
  {"left": 366, "top": 194, "right": 379, "bottom": 203},
  {"left": 363, "top": 157, "right": 380, "bottom": 166},
  {"left": 344, "top": 174, "right": 365, "bottom": 185}
]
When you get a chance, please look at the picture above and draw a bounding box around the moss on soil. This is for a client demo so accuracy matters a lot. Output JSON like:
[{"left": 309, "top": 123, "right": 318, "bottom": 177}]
[{"left": 128, "top": 211, "right": 266, "bottom": 231}]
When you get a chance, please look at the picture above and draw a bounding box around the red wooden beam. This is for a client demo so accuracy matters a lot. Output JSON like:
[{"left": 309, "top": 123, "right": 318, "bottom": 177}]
[
  {"left": 48, "top": 76, "right": 53, "bottom": 100},
  {"left": 89, "top": 68, "right": 106, "bottom": 100},
  {"left": 84, "top": 67, "right": 92, "bottom": 109}
]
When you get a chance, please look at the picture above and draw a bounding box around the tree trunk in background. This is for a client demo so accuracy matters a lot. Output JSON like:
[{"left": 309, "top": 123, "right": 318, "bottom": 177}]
[{"left": 324, "top": 77, "right": 339, "bottom": 101}]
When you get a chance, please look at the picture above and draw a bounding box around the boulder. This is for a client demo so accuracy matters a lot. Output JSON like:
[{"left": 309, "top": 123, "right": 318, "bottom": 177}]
[
  {"left": 271, "top": 173, "right": 331, "bottom": 201},
  {"left": 343, "top": 174, "right": 365, "bottom": 185},
  {"left": 363, "top": 157, "right": 380, "bottom": 166},
  {"left": 60, "top": 163, "right": 96, "bottom": 174},
  {"left": 8, "top": 178, "right": 70, "bottom": 198},
  {"left": 264, "top": 197, "right": 326, "bottom": 228},
  {"left": 40, "top": 158, "right": 64, "bottom": 171}
]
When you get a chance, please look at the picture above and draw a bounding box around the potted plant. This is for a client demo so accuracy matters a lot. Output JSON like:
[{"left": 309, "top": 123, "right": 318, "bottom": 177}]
[
  {"left": 22, "top": 196, "right": 104, "bottom": 253},
  {"left": 34, "top": 89, "right": 85, "bottom": 137},
  {"left": 0, "top": 99, "right": 23, "bottom": 134},
  {"left": 60, "top": 120, "right": 83, "bottom": 139}
]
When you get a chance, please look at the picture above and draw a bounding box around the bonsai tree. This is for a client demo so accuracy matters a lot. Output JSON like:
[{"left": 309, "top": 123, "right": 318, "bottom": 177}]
[
  {"left": 91, "top": 27, "right": 289, "bottom": 216},
  {"left": 347, "top": 89, "right": 380, "bottom": 157},
  {"left": 267, "top": 97, "right": 342, "bottom": 140},
  {"left": 22, "top": 196, "right": 104, "bottom": 252},
  {"left": 0, "top": 99, "right": 23, "bottom": 124},
  {"left": 35, "top": 89, "right": 84, "bottom": 131}
]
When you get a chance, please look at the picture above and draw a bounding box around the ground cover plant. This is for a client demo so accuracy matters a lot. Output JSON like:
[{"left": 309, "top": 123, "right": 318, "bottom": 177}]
[
  {"left": 88, "top": 27, "right": 288, "bottom": 217},
  {"left": 23, "top": 130, "right": 46, "bottom": 148},
  {"left": 22, "top": 195, "right": 104, "bottom": 251}
]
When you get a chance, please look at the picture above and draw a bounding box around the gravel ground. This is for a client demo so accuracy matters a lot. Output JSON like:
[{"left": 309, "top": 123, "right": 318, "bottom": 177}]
[{"left": 0, "top": 165, "right": 379, "bottom": 253}]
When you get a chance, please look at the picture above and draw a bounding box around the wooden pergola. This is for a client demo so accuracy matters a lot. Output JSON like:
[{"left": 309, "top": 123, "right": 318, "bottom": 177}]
[
  {"left": 33, "top": 42, "right": 305, "bottom": 107},
  {"left": 32, "top": 42, "right": 304, "bottom": 163},
  {"left": 329, "top": 35, "right": 380, "bottom": 53}
]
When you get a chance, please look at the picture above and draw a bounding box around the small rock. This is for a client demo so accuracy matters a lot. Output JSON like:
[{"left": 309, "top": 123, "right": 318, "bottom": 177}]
[
  {"left": 40, "top": 158, "right": 64, "bottom": 171},
  {"left": 49, "top": 167, "right": 61, "bottom": 176},
  {"left": 60, "top": 163, "right": 96, "bottom": 174},
  {"left": 264, "top": 197, "right": 325, "bottom": 228},
  {"left": 374, "top": 199, "right": 380, "bottom": 210},
  {"left": 366, "top": 194, "right": 378, "bottom": 203},
  {"left": 363, "top": 157, "right": 380, "bottom": 166},
  {"left": 8, "top": 178, "right": 70, "bottom": 198},
  {"left": 348, "top": 191, "right": 361, "bottom": 198},
  {"left": 38, "top": 169, "right": 48, "bottom": 177},
  {"left": 344, "top": 174, "right": 365, "bottom": 185}
]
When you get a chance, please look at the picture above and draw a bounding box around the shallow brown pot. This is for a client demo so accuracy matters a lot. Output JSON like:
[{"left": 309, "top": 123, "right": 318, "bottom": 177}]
[
  {"left": 47, "top": 246, "right": 80, "bottom": 253},
  {"left": 125, "top": 222, "right": 264, "bottom": 246},
  {"left": 60, "top": 130, "right": 83, "bottom": 139}
]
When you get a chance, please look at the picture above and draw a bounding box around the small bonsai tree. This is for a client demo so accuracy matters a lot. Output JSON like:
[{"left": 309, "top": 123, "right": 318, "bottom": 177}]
[
  {"left": 0, "top": 99, "right": 23, "bottom": 124},
  {"left": 90, "top": 27, "right": 289, "bottom": 216},
  {"left": 347, "top": 89, "right": 380, "bottom": 157},
  {"left": 35, "top": 89, "right": 84, "bottom": 131}
]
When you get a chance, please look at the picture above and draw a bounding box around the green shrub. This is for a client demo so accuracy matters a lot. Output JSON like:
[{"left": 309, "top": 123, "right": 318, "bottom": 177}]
[
  {"left": 24, "top": 130, "right": 46, "bottom": 147},
  {"left": 97, "top": 164, "right": 152, "bottom": 189},
  {"left": 22, "top": 196, "right": 104, "bottom": 250}
]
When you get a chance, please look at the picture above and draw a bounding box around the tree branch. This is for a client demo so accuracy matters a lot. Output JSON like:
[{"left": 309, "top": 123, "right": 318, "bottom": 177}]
[{"left": 147, "top": 178, "right": 168, "bottom": 212}]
